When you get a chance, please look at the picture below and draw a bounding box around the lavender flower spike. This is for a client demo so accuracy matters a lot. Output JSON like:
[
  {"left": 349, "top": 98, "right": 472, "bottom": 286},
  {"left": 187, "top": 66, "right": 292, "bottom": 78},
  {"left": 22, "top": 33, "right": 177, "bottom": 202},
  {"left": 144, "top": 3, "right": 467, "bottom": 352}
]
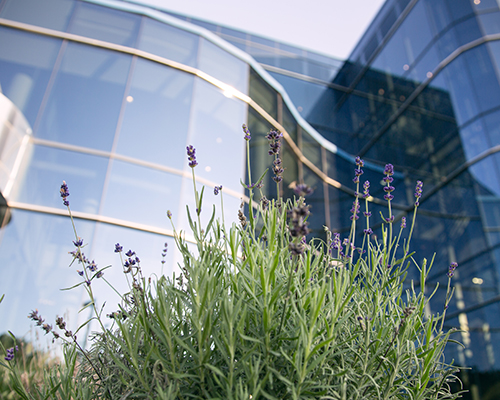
[
  {"left": 383, "top": 164, "right": 395, "bottom": 201},
  {"left": 294, "top": 183, "right": 313, "bottom": 197},
  {"left": 447, "top": 262, "right": 458, "bottom": 278},
  {"left": 60, "top": 181, "right": 70, "bottom": 206},
  {"left": 415, "top": 180, "right": 423, "bottom": 206},
  {"left": 186, "top": 145, "right": 198, "bottom": 168},
  {"left": 242, "top": 124, "right": 251, "bottom": 141},
  {"left": 363, "top": 181, "right": 370, "bottom": 198},
  {"left": 214, "top": 185, "right": 222, "bottom": 195}
]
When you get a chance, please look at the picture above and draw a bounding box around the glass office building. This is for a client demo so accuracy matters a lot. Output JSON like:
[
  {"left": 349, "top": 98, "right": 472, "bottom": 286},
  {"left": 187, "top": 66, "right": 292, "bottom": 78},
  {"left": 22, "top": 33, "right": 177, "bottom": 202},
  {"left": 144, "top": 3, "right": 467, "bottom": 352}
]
[{"left": 2, "top": 0, "right": 500, "bottom": 398}]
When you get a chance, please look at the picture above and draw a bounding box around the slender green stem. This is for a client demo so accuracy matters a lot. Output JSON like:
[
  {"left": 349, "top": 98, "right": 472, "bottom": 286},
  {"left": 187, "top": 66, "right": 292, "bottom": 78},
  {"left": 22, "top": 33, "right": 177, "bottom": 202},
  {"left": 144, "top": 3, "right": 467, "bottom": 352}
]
[
  {"left": 441, "top": 277, "right": 452, "bottom": 332},
  {"left": 278, "top": 255, "right": 297, "bottom": 335},
  {"left": 191, "top": 168, "right": 202, "bottom": 238},
  {"left": 246, "top": 140, "right": 255, "bottom": 230}
]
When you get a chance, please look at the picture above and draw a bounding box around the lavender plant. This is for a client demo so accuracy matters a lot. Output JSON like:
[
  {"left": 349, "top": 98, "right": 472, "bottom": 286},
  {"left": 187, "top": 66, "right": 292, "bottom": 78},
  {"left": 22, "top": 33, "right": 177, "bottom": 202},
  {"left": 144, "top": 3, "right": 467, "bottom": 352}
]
[{"left": 0, "top": 126, "right": 464, "bottom": 399}]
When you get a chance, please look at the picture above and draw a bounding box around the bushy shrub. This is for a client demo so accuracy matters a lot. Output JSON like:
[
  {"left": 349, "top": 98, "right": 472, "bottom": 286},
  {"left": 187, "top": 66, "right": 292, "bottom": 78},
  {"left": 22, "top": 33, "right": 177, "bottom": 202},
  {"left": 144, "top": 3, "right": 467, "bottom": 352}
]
[{"left": 1, "top": 125, "right": 463, "bottom": 399}]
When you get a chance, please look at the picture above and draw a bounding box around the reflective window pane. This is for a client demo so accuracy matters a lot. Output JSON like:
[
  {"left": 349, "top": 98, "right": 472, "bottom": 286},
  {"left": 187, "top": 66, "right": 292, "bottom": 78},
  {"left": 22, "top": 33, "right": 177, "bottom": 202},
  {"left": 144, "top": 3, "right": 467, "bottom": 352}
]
[
  {"left": 12, "top": 145, "right": 108, "bottom": 214},
  {"left": 100, "top": 160, "right": 182, "bottom": 228},
  {"left": 116, "top": 59, "right": 194, "bottom": 169},
  {"left": 198, "top": 38, "right": 249, "bottom": 94},
  {"left": 0, "top": 27, "right": 61, "bottom": 126},
  {"left": 0, "top": 0, "right": 74, "bottom": 31},
  {"left": 187, "top": 78, "right": 246, "bottom": 192},
  {"left": 68, "top": 2, "right": 141, "bottom": 47},
  {"left": 36, "top": 42, "right": 132, "bottom": 151},
  {"left": 138, "top": 17, "right": 199, "bottom": 67},
  {"left": 86, "top": 224, "right": 177, "bottom": 323},
  {"left": 0, "top": 210, "right": 95, "bottom": 337}
]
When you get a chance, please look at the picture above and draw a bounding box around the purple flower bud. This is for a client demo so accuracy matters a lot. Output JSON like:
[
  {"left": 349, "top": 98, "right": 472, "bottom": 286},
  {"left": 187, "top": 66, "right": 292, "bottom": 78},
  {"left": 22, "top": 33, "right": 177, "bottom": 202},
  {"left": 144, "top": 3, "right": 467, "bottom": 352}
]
[
  {"left": 186, "top": 145, "right": 198, "bottom": 168},
  {"left": 214, "top": 185, "right": 222, "bottom": 195},
  {"left": 293, "top": 183, "right": 313, "bottom": 197},
  {"left": 384, "top": 164, "right": 394, "bottom": 176},
  {"left": 60, "top": 181, "right": 70, "bottom": 206},
  {"left": 363, "top": 181, "right": 370, "bottom": 198},
  {"left": 364, "top": 228, "right": 373, "bottom": 235},
  {"left": 88, "top": 260, "right": 97, "bottom": 272},
  {"left": 125, "top": 250, "right": 135, "bottom": 257},
  {"left": 384, "top": 193, "right": 394, "bottom": 201},
  {"left": 114, "top": 243, "right": 123, "bottom": 253},
  {"left": 73, "top": 238, "right": 83, "bottom": 247},
  {"left": 447, "top": 262, "right": 458, "bottom": 278},
  {"left": 415, "top": 181, "right": 423, "bottom": 206},
  {"left": 167, "top": 210, "right": 172, "bottom": 219},
  {"left": 401, "top": 217, "right": 406, "bottom": 228},
  {"left": 242, "top": 124, "right": 251, "bottom": 141}
]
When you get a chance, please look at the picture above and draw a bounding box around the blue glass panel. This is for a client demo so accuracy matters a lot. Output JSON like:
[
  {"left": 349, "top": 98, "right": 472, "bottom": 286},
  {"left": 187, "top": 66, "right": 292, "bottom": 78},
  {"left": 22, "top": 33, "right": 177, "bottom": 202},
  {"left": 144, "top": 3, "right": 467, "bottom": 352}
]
[
  {"left": 445, "top": 0, "right": 474, "bottom": 20},
  {"left": 198, "top": 38, "right": 249, "bottom": 94},
  {"left": 432, "top": 24, "right": 459, "bottom": 60},
  {"left": 0, "top": 210, "right": 95, "bottom": 337},
  {"left": 36, "top": 42, "right": 132, "bottom": 151},
  {"left": 487, "top": 41, "right": 500, "bottom": 89},
  {"left": 68, "top": 2, "right": 141, "bottom": 47},
  {"left": 13, "top": 145, "right": 108, "bottom": 214},
  {"left": 472, "top": 0, "right": 499, "bottom": 11},
  {"left": 0, "top": 0, "right": 74, "bottom": 31},
  {"left": 470, "top": 156, "right": 500, "bottom": 197},
  {"left": 0, "top": 27, "right": 61, "bottom": 126},
  {"left": 483, "top": 109, "right": 500, "bottom": 146},
  {"left": 454, "top": 16, "right": 483, "bottom": 47},
  {"left": 267, "top": 72, "right": 327, "bottom": 118},
  {"left": 424, "top": 0, "right": 452, "bottom": 33},
  {"left": 373, "top": 0, "right": 434, "bottom": 79},
  {"left": 138, "top": 17, "right": 199, "bottom": 67},
  {"left": 100, "top": 160, "right": 182, "bottom": 228},
  {"left": 187, "top": 78, "right": 246, "bottom": 192},
  {"left": 460, "top": 119, "right": 490, "bottom": 160},
  {"left": 479, "top": 11, "right": 500, "bottom": 34},
  {"left": 441, "top": 56, "right": 479, "bottom": 126},
  {"left": 116, "top": 59, "right": 194, "bottom": 169},
  {"left": 464, "top": 45, "right": 500, "bottom": 115},
  {"left": 407, "top": 44, "right": 441, "bottom": 84}
]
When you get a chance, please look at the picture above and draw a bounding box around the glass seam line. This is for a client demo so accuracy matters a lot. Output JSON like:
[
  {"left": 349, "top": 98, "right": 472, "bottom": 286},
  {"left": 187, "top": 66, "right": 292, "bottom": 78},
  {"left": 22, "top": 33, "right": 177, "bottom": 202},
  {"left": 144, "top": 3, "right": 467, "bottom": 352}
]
[
  {"left": 30, "top": 137, "right": 247, "bottom": 202},
  {"left": 358, "top": 32, "right": 500, "bottom": 156},
  {"left": 6, "top": 200, "right": 198, "bottom": 244}
]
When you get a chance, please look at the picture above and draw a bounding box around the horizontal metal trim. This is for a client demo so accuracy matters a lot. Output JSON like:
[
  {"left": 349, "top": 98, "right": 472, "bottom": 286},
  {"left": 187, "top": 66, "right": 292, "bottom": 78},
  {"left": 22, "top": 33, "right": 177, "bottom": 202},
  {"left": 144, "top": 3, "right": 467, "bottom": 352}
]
[
  {"left": 6, "top": 200, "right": 201, "bottom": 244},
  {"left": 31, "top": 137, "right": 247, "bottom": 202}
]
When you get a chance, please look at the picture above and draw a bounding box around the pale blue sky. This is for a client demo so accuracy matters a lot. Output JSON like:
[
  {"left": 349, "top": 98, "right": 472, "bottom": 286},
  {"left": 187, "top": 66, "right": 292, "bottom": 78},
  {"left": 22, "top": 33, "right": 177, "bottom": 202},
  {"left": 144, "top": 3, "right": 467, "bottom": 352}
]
[{"left": 127, "top": 0, "right": 386, "bottom": 59}]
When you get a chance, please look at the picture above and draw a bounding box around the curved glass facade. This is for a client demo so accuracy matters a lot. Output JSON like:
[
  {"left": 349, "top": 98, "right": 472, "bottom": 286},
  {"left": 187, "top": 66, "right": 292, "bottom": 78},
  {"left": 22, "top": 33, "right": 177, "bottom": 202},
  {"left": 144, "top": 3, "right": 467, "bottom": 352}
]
[
  {"left": 0, "top": 0, "right": 253, "bottom": 338},
  {"left": 2, "top": 0, "right": 500, "bottom": 397}
]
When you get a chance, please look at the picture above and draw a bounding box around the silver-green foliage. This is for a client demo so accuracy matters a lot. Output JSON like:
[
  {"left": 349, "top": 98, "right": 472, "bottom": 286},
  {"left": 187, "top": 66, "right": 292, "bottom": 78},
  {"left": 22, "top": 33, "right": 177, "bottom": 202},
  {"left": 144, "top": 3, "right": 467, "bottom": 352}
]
[
  {"left": 78, "top": 193, "right": 461, "bottom": 399},
  {"left": 1, "top": 140, "right": 463, "bottom": 400}
]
